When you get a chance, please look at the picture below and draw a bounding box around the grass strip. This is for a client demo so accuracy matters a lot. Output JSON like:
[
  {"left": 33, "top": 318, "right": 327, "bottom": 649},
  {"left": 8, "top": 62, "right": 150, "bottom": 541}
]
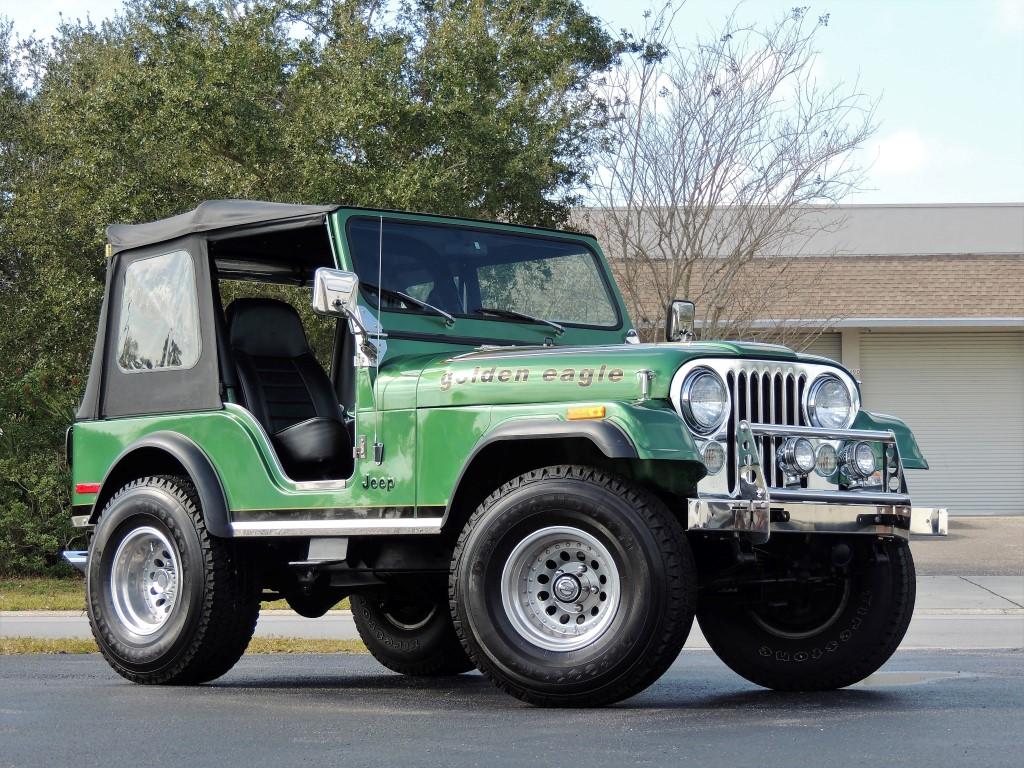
[
  {"left": 0, "top": 637, "right": 99, "bottom": 654},
  {"left": 0, "top": 578, "right": 350, "bottom": 612},
  {"left": 0, "top": 578, "right": 86, "bottom": 611},
  {"left": 1, "top": 636, "right": 368, "bottom": 655}
]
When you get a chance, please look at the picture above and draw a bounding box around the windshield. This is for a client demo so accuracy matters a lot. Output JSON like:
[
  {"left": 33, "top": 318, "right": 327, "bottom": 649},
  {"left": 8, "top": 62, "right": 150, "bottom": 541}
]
[{"left": 346, "top": 217, "right": 620, "bottom": 328}]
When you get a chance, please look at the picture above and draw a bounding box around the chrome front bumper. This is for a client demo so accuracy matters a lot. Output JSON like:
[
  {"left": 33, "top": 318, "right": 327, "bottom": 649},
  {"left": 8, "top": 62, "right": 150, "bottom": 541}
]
[
  {"left": 687, "top": 498, "right": 948, "bottom": 540},
  {"left": 687, "top": 421, "right": 948, "bottom": 541}
]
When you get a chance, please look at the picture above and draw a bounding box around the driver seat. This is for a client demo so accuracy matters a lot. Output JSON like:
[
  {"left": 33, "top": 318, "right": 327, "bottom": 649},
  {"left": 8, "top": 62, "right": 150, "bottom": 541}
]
[{"left": 227, "top": 298, "right": 352, "bottom": 481}]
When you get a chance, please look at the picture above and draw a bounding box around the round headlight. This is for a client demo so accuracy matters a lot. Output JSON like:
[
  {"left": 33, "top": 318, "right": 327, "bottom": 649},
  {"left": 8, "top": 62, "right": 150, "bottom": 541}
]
[
  {"left": 841, "top": 441, "right": 877, "bottom": 478},
  {"left": 681, "top": 369, "right": 728, "bottom": 434},
  {"left": 815, "top": 443, "right": 839, "bottom": 477},
  {"left": 807, "top": 375, "right": 853, "bottom": 429},
  {"left": 701, "top": 440, "right": 726, "bottom": 475}
]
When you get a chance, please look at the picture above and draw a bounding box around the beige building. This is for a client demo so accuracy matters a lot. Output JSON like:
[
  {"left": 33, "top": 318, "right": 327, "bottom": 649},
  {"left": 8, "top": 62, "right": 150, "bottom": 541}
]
[{"left": 603, "top": 203, "right": 1024, "bottom": 515}]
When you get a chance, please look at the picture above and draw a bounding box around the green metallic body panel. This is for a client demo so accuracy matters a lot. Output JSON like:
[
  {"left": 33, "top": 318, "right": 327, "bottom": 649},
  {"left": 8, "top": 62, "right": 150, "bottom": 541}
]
[
  {"left": 415, "top": 400, "right": 705, "bottom": 510},
  {"left": 72, "top": 404, "right": 421, "bottom": 515},
  {"left": 853, "top": 410, "right": 928, "bottom": 470},
  {"left": 415, "top": 342, "right": 804, "bottom": 409}
]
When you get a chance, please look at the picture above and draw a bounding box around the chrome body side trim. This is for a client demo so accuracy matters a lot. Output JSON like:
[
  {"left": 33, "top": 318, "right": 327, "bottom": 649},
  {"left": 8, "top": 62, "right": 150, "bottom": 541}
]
[{"left": 229, "top": 518, "right": 444, "bottom": 537}]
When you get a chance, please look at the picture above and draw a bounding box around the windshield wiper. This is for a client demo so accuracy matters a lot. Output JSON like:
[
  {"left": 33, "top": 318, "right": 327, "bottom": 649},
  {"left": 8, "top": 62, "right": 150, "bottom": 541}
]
[
  {"left": 363, "top": 283, "right": 455, "bottom": 327},
  {"left": 473, "top": 307, "right": 564, "bottom": 336}
]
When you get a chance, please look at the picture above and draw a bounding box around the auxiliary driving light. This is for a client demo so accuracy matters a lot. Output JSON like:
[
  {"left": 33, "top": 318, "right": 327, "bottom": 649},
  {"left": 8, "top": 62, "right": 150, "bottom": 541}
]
[
  {"left": 701, "top": 440, "right": 726, "bottom": 475},
  {"left": 777, "top": 437, "right": 816, "bottom": 475},
  {"left": 840, "top": 441, "right": 877, "bottom": 478},
  {"left": 815, "top": 443, "right": 839, "bottom": 477}
]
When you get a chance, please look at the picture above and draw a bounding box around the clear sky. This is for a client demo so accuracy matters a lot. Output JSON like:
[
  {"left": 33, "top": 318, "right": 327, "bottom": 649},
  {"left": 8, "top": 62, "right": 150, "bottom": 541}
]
[{"left": 5, "top": 0, "right": 1023, "bottom": 204}]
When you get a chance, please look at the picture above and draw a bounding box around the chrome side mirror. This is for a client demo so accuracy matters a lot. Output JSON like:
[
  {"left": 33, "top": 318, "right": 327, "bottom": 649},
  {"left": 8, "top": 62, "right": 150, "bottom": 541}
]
[
  {"left": 313, "top": 267, "right": 386, "bottom": 364},
  {"left": 312, "top": 267, "right": 360, "bottom": 318},
  {"left": 665, "top": 299, "right": 696, "bottom": 342}
]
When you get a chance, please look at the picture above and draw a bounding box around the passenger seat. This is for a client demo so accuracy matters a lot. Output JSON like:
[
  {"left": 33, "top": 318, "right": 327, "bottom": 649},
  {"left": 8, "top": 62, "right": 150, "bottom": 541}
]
[{"left": 227, "top": 298, "right": 352, "bottom": 481}]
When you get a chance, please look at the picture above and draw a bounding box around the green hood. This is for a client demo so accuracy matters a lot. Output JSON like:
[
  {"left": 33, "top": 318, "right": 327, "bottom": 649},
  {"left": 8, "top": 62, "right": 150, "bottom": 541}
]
[{"left": 400, "top": 340, "right": 826, "bottom": 409}]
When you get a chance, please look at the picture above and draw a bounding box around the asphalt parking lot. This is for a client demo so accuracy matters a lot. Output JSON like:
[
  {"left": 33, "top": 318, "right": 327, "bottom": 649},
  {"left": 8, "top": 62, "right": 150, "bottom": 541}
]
[
  {"left": 2, "top": 650, "right": 1022, "bottom": 768},
  {"left": 2, "top": 520, "right": 1021, "bottom": 767}
]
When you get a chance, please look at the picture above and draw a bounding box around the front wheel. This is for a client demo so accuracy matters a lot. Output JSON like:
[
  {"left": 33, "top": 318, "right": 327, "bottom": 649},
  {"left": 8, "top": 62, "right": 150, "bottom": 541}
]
[
  {"left": 697, "top": 536, "right": 916, "bottom": 691},
  {"left": 86, "top": 475, "right": 260, "bottom": 685},
  {"left": 450, "top": 465, "right": 697, "bottom": 707}
]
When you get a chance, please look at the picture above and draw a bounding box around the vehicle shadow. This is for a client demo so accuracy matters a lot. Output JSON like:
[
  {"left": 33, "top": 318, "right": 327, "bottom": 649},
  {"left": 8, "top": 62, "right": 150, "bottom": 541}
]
[
  {"left": 627, "top": 686, "right": 901, "bottom": 710},
  {"left": 212, "top": 668, "right": 904, "bottom": 713},
  {"left": 214, "top": 671, "right": 495, "bottom": 694}
]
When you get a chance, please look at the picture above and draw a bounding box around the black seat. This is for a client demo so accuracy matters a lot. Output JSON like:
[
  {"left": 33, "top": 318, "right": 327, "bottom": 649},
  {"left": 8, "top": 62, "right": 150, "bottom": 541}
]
[{"left": 227, "top": 298, "right": 352, "bottom": 481}]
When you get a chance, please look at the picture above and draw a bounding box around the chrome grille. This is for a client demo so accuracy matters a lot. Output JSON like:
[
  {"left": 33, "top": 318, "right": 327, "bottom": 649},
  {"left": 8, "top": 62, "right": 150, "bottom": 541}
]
[
  {"left": 670, "top": 358, "right": 861, "bottom": 497},
  {"left": 726, "top": 366, "right": 809, "bottom": 492}
]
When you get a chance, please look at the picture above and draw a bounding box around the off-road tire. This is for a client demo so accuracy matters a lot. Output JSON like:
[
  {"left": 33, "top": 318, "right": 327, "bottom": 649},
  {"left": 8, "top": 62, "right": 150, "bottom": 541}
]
[
  {"left": 351, "top": 590, "right": 474, "bottom": 676},
  {"left": 698, "top": 537, "right": 916, "bottom": 691},
  {"left": 449, "top": 465, "right": 697, "bottom": 707},
  {"left": 86, "top": 475, "right": 260, "bottom": 685}
]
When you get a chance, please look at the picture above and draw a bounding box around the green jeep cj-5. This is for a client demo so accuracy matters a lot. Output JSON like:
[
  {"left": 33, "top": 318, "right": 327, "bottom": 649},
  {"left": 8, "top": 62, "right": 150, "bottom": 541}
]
[{"left": 63, "top": 201, "right": 943, "bottom": 707}]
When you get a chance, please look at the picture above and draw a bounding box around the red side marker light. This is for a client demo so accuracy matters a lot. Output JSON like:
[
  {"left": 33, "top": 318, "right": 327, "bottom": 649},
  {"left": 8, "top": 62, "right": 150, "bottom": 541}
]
[{"left": 75, "top": 483, "right": 101, "bottom": 494}]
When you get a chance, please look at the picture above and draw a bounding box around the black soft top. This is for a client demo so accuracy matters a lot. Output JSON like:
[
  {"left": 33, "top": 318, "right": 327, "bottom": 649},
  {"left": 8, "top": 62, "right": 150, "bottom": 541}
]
[{"left": 106, "top": 200, "right": 338, "bottom": 254}]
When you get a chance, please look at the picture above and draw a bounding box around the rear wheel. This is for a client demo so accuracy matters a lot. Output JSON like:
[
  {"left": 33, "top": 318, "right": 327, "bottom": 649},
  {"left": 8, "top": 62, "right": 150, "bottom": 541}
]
[
  {"left": 87, "top": 475, "right": 259, "bottom": 685},
  {"left": 450, "top": 465, "right": 696, "bottom": 707},
  {"left": 351, "top": 589, "right": 474, "bottom": 676},
  {"left": 697, "top": 536, "right": 916, "bottom": 691}
]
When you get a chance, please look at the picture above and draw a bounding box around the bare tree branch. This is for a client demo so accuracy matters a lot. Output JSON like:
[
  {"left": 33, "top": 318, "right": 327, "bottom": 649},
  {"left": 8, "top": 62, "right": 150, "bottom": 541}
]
[{"left": 581, "top": 4, "right": 876, "bottom": 346}]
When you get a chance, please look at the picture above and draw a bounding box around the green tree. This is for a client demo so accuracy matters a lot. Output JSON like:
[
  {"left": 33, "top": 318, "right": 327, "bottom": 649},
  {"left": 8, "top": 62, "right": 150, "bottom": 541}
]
[{"left": 0, "top": 0, "right": 615, "bottom": 574}]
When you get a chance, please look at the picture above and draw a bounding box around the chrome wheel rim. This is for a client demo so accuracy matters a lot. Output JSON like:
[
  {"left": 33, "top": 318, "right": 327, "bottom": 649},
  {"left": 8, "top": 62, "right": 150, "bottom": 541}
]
[
  {"left": 383, "top": 602, "right": 436, "bottom": 632},
  {"left": 500, "top": 526, "right": 620, "bottom": 652},
  {"left": 109, "top": 526, "right": 180, "bottom": 636},
  {"left": 749, "top": 578, "right": 852, "bottom": 640}
]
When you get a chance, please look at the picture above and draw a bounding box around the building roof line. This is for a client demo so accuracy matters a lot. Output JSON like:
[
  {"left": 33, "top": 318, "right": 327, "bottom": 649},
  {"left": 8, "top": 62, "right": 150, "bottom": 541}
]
[{"left": 704, "top": 317, "right": 1024, "bottom": 329}]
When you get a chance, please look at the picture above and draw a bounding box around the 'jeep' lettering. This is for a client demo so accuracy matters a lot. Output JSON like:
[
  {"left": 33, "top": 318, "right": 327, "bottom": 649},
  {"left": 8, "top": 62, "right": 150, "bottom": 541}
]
[
  {"left": 440, "top": 366, "right": 625, "bottom": 391},
  {"left": 362, "top": 475, "right": 396, "bottom": 492}
]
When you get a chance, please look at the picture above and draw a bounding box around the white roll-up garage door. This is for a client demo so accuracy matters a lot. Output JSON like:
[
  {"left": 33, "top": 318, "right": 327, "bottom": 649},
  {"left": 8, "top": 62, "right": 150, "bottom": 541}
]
[
  {"left": 859, "top": 331, "right": 1024, "bottom": 515},
  {"left": 801, "top": 332, "right": 842, "bottom": 362}
]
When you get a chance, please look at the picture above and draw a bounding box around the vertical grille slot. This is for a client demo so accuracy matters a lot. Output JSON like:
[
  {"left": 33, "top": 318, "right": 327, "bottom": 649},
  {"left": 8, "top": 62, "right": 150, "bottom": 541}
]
[{"left": 726, "top": 372, "right": 737, "bottom": 491}]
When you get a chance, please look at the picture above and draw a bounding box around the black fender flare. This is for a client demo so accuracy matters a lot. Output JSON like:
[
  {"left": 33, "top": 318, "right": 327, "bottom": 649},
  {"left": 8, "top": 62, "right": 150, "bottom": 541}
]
[
  {"left": 89, "top": 431, "right": 232, "bottom": 538},
  {"left": 443, "top": 418, "right": 638, "bottom": 520}
]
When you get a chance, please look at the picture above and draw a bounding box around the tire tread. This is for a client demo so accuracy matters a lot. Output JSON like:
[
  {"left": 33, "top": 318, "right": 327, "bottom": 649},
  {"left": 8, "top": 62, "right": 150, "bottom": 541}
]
[
  {"left": 88, "top": 475, "right": 259, "bottom": 685},
  {"left": 449, "top": 464, "right": 696, "bottom": 707}
]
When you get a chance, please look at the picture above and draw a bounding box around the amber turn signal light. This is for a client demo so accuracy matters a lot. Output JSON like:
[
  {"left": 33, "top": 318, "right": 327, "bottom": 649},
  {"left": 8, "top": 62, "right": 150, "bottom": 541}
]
[{"left": 567, "top": 405, "right": 606, "bottom": 421}]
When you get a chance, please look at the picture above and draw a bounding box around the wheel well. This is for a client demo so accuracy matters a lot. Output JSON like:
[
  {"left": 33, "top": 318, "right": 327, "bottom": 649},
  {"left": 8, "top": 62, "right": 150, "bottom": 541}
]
[
  {"left": 88, "top": 436, "right": 232, "bottom": 537},
  {"left": 442, "top": 437, "right": 618, "bottom": 537},
  {"left": 91, "top": 447, "right": 188, "bottom": 521},
  {"left": 443, "top": 438, "right": 703, "bottom": 539}
]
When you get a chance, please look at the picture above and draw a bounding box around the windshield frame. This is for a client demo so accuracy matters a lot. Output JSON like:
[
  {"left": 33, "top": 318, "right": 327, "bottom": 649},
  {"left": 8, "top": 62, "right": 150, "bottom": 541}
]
[{"left": 342, "top": 215, "right": 624, "bottom": 333}]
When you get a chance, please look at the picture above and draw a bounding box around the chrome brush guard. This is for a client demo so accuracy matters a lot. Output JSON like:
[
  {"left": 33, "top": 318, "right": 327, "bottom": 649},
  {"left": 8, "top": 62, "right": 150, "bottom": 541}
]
[{"left": 687, "top": 421, "right": 946, "bottom": 541}]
